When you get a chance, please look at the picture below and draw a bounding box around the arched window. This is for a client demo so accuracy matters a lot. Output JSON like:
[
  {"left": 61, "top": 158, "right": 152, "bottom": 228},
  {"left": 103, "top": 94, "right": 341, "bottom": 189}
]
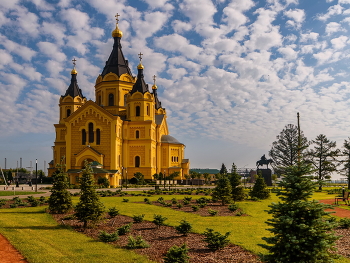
[
  {"left": 136, "top": 130, "right": 140, "bottom": 139},
  {"left": 135, "top": 156, "right": 140, "bottom": 167},
  {"left": 66, "top": 109, "right": 71, "bottom": 117},
  {"left": 88, "top": 123, "right": 94, "bottom": 143},
  {"left": 108, "top": 93, "right": 114, "bottom": 106},
  {"left": 136, "top": 106, "right": 140, "bottom": 116},
  {"left": 82, "top": 129, "right": 86, "bottom": 145},
  {"left": 96, "top": 129, "right": 101, "bottom": 145},
  {"left": 147, "top": 105, "right": 149, "bottom": 115}
]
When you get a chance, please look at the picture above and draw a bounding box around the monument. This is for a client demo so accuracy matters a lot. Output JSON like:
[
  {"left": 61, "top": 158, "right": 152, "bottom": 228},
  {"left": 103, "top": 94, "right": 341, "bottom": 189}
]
[{"left": 256, "top": 154, "right": 273, "bottom": 186}]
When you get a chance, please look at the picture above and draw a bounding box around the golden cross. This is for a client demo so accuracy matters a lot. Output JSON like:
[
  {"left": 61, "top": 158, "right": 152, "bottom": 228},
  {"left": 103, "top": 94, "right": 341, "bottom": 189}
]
[
  {"left": 138, "top": 52, "right": 143, "bottom": 61},
  {"left": 153, "top": 75, "right": 156, "bottom": 85},
  {"left": 72, "top": 58, "right": 77, "bottom": 67},
  {"left": 115, "top": 13, "right": 120, "bottom": 24}
]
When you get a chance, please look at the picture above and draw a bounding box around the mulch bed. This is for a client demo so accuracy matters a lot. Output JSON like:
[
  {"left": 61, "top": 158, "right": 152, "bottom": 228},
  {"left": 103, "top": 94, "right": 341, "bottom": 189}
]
[{"left": 52, "top": 213, "right": 261, "bottom": 263}]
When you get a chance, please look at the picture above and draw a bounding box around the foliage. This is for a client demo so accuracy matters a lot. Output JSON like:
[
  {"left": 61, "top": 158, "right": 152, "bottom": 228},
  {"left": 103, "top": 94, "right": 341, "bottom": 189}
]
[
  {"left": 98, "top": 230, "right": 119, "bottom": 242},
  {"left": 175, "top": 220, "right": 192, "bottom": 236},
  {"left": 132, "top": 214, "right": 145, "bottom": 223},
  {"left": 97, "top": 177, "right": 110, "bottom": 188},
  {"left": 117, "top": 223, "right": 133, "bottom": 235},
  {"left": 212, "top": 175, "right": 232, "bottom": 205},
  {"left": 269, "top": 124, "right": 309, "bottom": 176},
  {"left": 75, "top": 161, "right": 105, "bottom": 228},
  {"left": 228, "top": 203, "right": 239, "bottom": 212},
  {"left": 203, "top": 228, "right": 231, "bottom": 250},
  {"left": 307, "top": 134, "right": 340, "bottom": 190},
  {"left": 208, "top": 209, "right": 218, "bottom": 216},
  {"left": 153, "top": 214, "right": 167, "bottom": 227},
  {"left": 108, "top": 207, "right": 119, "bottom": 218},
  {"left": 219, "top": 163, "right": 228, "bottom": 175},
  {"left": 48, "top": 159, "right": 73, "bottom": 214},
  {"left": 339, "top": 138, "right": 350, "bottom": 189},
  {"left": 338, "top": 218, "right": 350, "bottom": 229},
  {"left": 122, "top": 198, "right": 129, "bottom": 202},
  {"left": 163, "top": 243, "right": 189, "bottom": 263},
  {"left": 250, "top": 173, "right": 270, "bottom": 200},
  {"left": 133, "top": 172, "right": 144, "bottom": 185},
  {"left": 261, "top": 164, "right": 339, "bottom": 263},
  {"left": 229, "top": 163, "right": 246, "bottom": 201},
  {"left": 202, "top": 173, "right": 211, "bottom": 184},
  {"left": 126, "top": 235, "right": 150, "bottom": 249},
  {"left": 177, "top": 203, "right": 183, "bottom": 209},
  {"left": 191, "top": 205, "right": 199, "bottom": 211}
]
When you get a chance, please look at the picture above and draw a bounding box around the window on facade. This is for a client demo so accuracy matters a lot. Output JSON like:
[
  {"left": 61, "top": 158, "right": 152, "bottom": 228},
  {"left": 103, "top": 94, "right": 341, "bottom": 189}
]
[
  {"left": 108, "top": 93, "right": 114, "bottom": 106},
  {"left": 98, "top": 96, "right": 102, "bottom": 105},
  {"left": 136, "top": 130, "right": 140, "bottom": 139},
  {"left": 82, "top": 129, "right": 86, "bottom": 145},
  {"left": 67, "top": 109, "right": 71, "bottom": 117},
  {"left": 136, "top": 106, "right": 140, "bottom": 116},
  {"left": 96, "top": 129, "right": 101, "bottom": 145},
  {"left": 147, "top": 105, "right": 149, "bottom": 115},
  {"left": 135, "top": 156, "right": 140, "bottom": 167},
  {"left": 88, "top": 123, "right": 94, "bottom": 143}
]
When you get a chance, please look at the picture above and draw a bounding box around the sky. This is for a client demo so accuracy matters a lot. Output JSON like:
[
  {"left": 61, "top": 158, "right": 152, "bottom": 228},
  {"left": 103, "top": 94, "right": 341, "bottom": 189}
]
[{"left": 0, "top": 0, "right": 350, "bottom": 179}]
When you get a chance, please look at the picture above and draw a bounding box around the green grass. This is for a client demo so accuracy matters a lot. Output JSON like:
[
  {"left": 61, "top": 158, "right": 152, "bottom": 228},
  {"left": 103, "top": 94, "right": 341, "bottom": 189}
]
[
  {"left": 0, "top": 191, "right": 45, "bottom": 196},
  {"left": 1, "top": 192, "right": 350, "bottom": 263}
]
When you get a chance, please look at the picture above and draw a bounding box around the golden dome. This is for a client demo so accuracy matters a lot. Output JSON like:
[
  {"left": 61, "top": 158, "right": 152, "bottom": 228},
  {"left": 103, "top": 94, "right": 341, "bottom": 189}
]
[
  {"left": 152, "top": 84, "right": 157, "bottom": 90},
  {"left": 137, "top": 62, "right": 144, "bottom": 69},
  {"left": 71, "top": 68, "right": 77, "bottom": 75},
  {"left": 112, "top": 24, "right": 123, "bottom": 38}
]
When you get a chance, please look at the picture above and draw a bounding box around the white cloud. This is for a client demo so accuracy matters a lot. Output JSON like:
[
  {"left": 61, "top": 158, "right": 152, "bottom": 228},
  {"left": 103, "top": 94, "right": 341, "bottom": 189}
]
[
  {"left": 0, "top": 34, "right": 37, "bottom": 61},
  {"left": 325, "top": 22, "right": 343, "bottom": 35},
  {"left": 40, "top": 22, "right": 66, "bottom": 45},
  {"left": 284, "top": 9, "right": 305, "bottom": 28},
  {"left": 29, "top": 0, "right": 54, "bottom": 11},
  {"left": 131, "top": 11, "right": 169, "bottom": 39},
  {"left": 172, "top": 20, "right": 192, "bottom": 33},
  {"left": 142, "top": 0, "right": 174, "bottom": 11},
  {"left": 278, "top": 46, "right": 298, "bottom": 60},
  {"left": 331, "top": 35, "right": 348, "bottom": 49},
  {"left": 300, "top": 32, "right": 319, "bottom": 42},
  {"left": 37, "top": 42, "right": 67, "bottom": 62},
  {"left": 317, "top": 4, "right": 343, "bottom": 21}
]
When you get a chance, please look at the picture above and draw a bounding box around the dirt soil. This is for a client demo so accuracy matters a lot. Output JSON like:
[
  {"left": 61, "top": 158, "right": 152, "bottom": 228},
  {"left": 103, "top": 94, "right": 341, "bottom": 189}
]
[{"left": 0, "top": 234, "right": 28, "bottom": 263}]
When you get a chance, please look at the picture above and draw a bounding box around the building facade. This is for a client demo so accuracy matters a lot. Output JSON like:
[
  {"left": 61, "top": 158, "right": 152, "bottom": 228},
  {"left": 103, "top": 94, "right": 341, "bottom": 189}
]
[{"left": 48, "top": 19, "right": 190, "bottom": 186}]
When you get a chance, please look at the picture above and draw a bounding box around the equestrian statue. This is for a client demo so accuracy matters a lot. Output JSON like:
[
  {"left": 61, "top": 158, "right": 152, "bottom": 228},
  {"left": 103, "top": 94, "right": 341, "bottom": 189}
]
[{"left": 256, "top": 154, "right": 273, "bottom": 169}]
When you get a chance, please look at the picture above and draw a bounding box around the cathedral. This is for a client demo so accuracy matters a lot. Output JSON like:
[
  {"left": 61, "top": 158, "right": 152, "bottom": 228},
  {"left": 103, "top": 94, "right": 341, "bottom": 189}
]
[{"left": 48, "top": 16, "right": 190, "bottom": 186}]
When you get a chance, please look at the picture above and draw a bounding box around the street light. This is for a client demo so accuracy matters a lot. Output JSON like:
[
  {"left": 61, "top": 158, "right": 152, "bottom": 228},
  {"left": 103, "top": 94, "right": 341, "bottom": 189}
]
[{"left": 35, "top": 159, "right": 38, "bottom": 192}]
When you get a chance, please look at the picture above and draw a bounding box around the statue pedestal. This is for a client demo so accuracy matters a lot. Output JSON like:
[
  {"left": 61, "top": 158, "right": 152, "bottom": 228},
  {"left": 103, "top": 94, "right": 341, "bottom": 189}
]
[{"left": 257, "top": 169, "right": 272, "bottom": 186}]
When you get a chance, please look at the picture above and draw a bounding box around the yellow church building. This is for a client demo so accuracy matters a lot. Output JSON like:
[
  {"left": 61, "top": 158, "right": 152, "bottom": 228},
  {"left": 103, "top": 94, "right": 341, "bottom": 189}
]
[{"left": 48, "top": 17, "right": 190, "bottom": 186}]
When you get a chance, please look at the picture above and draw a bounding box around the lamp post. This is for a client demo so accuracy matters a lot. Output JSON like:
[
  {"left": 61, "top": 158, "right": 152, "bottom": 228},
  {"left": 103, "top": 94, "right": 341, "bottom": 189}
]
[
  {"left": 163, "top": 169, "right": 166, "bottom": 189},
  {"left": 35, "top": 159, "right": 38, "bottom": 192}
]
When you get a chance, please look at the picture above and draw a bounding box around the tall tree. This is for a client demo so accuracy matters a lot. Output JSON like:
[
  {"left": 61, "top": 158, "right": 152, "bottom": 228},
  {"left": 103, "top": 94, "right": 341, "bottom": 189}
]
[
  {"left": 339, "top": 138, "right": 350, "bottom": 189},
  {"left": 219, "top": 163, "right": 228, "bottom": 175},
  {"left": 229, "top": 163, "right": 245, "bottom": 201},
  {"left": 203, "top": 173, "right": 211, "bottom": 185},
  {"left": 250, "top": 172, "right": 270, "bottom": 200},
  {"left": 212, "top": 175, "right": 232, "bottom": 205},
  {"left": 307, "top": 134, "right": 339, "bottom": 190},
  {"left": 269, "top": 124, "right": 308, "bottom": 175},
  {"left": 75, "top": 161, "right": 105, "bottom": 228}
]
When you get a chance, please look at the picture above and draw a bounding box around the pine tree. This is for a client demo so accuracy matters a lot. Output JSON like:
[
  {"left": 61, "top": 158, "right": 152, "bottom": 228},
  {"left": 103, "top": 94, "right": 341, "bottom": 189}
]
[
  {"left": 229, "top": 163, "right": 245, "bottom": 202},
  {"left": 48, "top": 160, "right": 72, "bottom": 214},
  {"left": 307, "top": 134, "right": 339, "bottom": 190},
  {"left": 212, "top": 175, "right": 232, "bottom": 205},
  {"left": 219, "top": 163, "right": 228, "bottom": 175},
  {"left": 75, "top": 161, "right": 105, "bottom": 228},
  {"left": 261, "top": 164, "right": 338, "bottom": 262},
  {"left": 250, "top": 172, "right": 270, "bottom": 200},
  {"left": 269, "top": 124, "right": 308, "bottom": 175},
  {"left": 340, "top": 138, "right": 350, "bottom": 189}
]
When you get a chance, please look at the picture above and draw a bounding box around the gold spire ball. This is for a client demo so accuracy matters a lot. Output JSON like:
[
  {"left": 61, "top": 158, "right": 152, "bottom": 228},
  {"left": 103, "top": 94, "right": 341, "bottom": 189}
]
[
  {"left": 137, "top": 52, "right": 144, "bottom": 69},
  {"left": 112, "top": 13, "right": 123, "bottom": 38},
  {"left": 71, "top": 58, "right": 77, "bottom": 75},
  {"left": 152, "top": 75, "right": 157, "bottom": 89}
]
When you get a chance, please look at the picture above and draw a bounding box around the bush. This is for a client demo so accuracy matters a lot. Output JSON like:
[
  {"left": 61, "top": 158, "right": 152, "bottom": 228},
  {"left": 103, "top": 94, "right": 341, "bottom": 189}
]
[
  {"left": 191, "top": 205, "right": 199, "bottom": 212},
  {"left": 177, "top": 203, "right": 183, "bottom": 209},
  {"left": 117, "top": 223, "right": 133, "bottom": 235},
  {"left": 183, "top": 200, "right": 190, "bottom": 205},
  {"left": 153, "top": 214, "right": 167, "bottom": 227},
  {"left": 39, "top": 196, "right": 46, "bottom": 203},
  {"left": 122, "top": 198, "right": 129, "bottom": 202},
  {"left": 338, "top": 218, "right": 350, "bottom": 229},
  {"left": 172, "top": 198, "right": 178, "bottom": 204},
  {"left": 62, "top": 214, "right": 76, "bottom": 220},
  {"left": 228, "top": 203, "right": 239, "bottom": 212},
  {"left": 175, "top": 220, "right": 192, "bottom": 236},
  {"left": 27, "top": 196, "right": 35, "bottom": 203},
  {"left": 184, "top": 196, "right": 192, "bottom": 201},
  {"left": 98, "top": 230, "right": 119, "bottom": 242},
  {"left": 10, "top": 203, "right": 18, "bottom": 208},
  {"left": 108, "top": 207, "right": 119, "bottom": 218},
  {"left": 30, "top": 199, "right": 40, "bottom": 207},
  {"left": 249, "top": 174, "right": 270, "bottom": 200},
  {"left": 208, "top": 209, "right": 218, "bottom": 216},
  {"left": 133, "top": 214, "right": 145, "bottom": 223},
  {"left": 144, "top": 198, "right": 150, "bottom": 203},
  {"left": 164, "top": 243, "right": 189, "bottom": 263},
  {"left": 203, "top": 228, "right": 231, "bottom": 250},
  {"left": 199, "top": 203, "right": 207, "bottom": 208},
  {"left": 126, "top": 235, "right": 150, "bottom": 249}
]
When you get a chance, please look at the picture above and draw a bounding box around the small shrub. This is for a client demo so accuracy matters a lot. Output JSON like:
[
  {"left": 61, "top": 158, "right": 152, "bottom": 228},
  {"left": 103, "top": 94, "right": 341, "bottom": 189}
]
[
  {"left": 39, "top": 196, "right": 46, "bottom": 203},
  {"left": 236, "top": 211, "right": 244, "bottom": 216},
  {"left": 250, "top": 196, "right": 259, "bottom": 201},
  {"left": 133, "top": 214, "right": 145, "bottom": 223},
  {"left": 165, "top": 202, "right": 172, "bottom": 207},
  {"left": 175, "top": 220, "right": 192, "bottom": 236},
  {"left": 153, "top": 214, "right": 167, "bottom": 227},
  {"left": 144, "top": 198, "right": 150, "bottom": 203},
  {"left": 208, "top": 209, "right": 218, "bottom": 216},
  {"left": 10, "top": 203, "right": 18, "bottom": 208},
  {"left": 177, "top": 203, "right": 183, "bottom": 209},
  {"left": 203, "top": 228, "right": 230, "bottom": 250},
  {"left": 157, "top": 197, "right": 164, "bottom": 203},
  {"left": 228, "top": 203, "right": 239, "bottom": 212},
  {"left": 30, "top": 199, "right": 40, "bottom": 207},
  {"left": 108, "top": 207, "right": 119, "bottom": 218},
  {"left": 184, "top": 197, "right": 192, "bottom": 201},
  {"left": 27, "top": 196, "right": 35, "bottom": 203},
  {"left": 98, "top": 230, "right": 119, "bottom": 242},
  {"left": 164, "top": 243, "right": 189, "bottom": 263},
  {"left": 338, "top": 218, "right": 350, "bottom": 229},
  {"left": 117, "top": 223, "right": 133, "bottom": 235},
  {"left": 199, "top": 203, "right": 207, "bottom": 208},
  {"left": 183, "top": 200, "right": 190, "bottom": 205},
  {"left": 127, "top": 235, "right": 150, "bottom": 249},
  {"left": 122, "top": 198, "right": 129, "bottom": 202},
  {"left": 191, "top": 205, "right": 199, "bottom": 212},
  {"left": 172, "top": 198, "right": 178, "bottom": 205}
]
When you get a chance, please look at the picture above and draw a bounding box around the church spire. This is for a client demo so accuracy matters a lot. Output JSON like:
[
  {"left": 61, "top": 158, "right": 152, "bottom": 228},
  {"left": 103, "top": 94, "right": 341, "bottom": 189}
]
[
  {"left": 130, "top": 52, "right": 149, "bottom": 94},
  {"left": 152, "top": 75, "right": 162, "bottom": 109},
  {"left": 62, "top": 58, "right": 85, "bottom": 98},
  {"left": 101, "top": 13, "right": 132, "bottom": 78}
]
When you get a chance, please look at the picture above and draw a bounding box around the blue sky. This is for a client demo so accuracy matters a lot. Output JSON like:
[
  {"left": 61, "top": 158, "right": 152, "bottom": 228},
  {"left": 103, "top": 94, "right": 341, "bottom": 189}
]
[{"left": 1, "top": 0, "right": 350, "bottom": 178}]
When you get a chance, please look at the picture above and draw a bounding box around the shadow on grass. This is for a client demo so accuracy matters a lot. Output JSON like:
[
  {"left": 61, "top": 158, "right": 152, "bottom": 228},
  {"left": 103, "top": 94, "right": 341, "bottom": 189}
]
[{"left": 3, "top": 225, "right": 70, "bottom": 230}]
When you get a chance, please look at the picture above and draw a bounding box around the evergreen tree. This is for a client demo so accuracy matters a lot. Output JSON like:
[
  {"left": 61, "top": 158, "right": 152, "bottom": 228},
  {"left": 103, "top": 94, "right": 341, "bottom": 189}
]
[
  {"left": 307, "top": 134, "right": 339, "bottom": 190},
  {"left": 339, "top": 138, "right": 350, "bottom": 189},
  {"left": 269, "top": 124, "right": 308, "bottom": 176},
  {"left": 261, "top": 163, "right": 338, "bottom": 262},
  {"left": 219, "top": 163, "right": 228, "bottom": 175},
  {"left": 48, "top": 161, "right": 72, "bottom": 214},
  {"left": 133, "top": 172, "right": 144, "bottom": 185},
  {"left": 75, "top": 161, "right": 105, "bottom": 228},
  {"left": 212, "top": 175, "right": 232, "bottom": 205},
  {"left": 250, "top": 172, "right": 270, "bottom": 200},
  {"left": 229, "top": 163, "right": 245, "bottom": 202}
]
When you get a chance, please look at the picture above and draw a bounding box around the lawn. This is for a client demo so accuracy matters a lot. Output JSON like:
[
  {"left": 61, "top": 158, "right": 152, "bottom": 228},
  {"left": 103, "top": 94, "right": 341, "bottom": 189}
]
[
  {"left": 0, "top": 191, "right": 45, "bottom": 196},
  {"left": 0, "top": 191, "right": 349, "bottom": 263}
]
